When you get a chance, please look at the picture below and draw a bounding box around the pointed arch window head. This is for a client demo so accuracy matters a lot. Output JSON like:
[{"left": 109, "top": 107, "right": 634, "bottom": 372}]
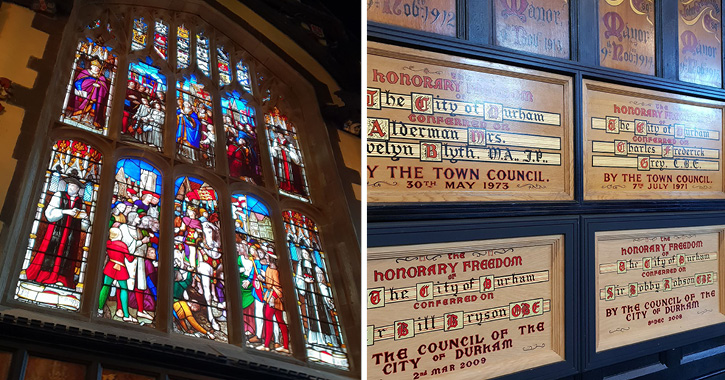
[
  {"left": 122, "top": 57, "right": 166, "bottom": 151},
  {"left": 176, "top": 75, "right": 215, "bottom": 167},
  {"left": 99, "top": 158, "right": 161, "bottom": 326},
  {"left": 173, "top": 177, "right": 227, "bottom": 342},
  {"left": 177, "top": 25, "right": 190, "bottom": 69},
  {"left": 153, "top": 20, "right": 168, "bottom": 60},
  {"left": 235, "top": 61, "right": 251, "bottom": 94},
  {"left": 232, "top": 194, "right": 290, "bottom": 354},
  {"left": 284, "top": 211, "right": 348, "bottom": 369},
  {"left": 131, "top": 18, "right": 148, "bottom": 51},
  {"left": 196, "top": 32, "right": 211, "bottom": 77},
  {"left": 60, "top": 38, "right": 118, "bottom": 135},
  {"left": 223, "top": 91, "right": 263, "bottom": 184},
  {"left": 16, "top": 140, "right": 103, "bottom": 311},
  {"left": 266, "top": 108, "right": 309, "bottom": 202}
]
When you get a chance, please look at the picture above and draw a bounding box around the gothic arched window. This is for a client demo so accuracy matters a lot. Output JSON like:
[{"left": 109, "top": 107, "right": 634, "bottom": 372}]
[{"left": 8, "top": 5, "right": 352, "bottom": 373}]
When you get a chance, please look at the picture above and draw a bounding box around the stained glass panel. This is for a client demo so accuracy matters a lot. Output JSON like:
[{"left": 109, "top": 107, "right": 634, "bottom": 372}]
[
  {"left": 98, "top": 159, "right": 161, "bottom": 326},
  {"left": 284, "top": 211, "right": 347, "bottom": 369},
  {"left": 217, "top": 46, "right": 232, "bottom": 86},
  {"left": 177, "top": 25, "right": 190, "bottom": 69},
  {"left": 122, "top": 58, "right": 166, "bottom": 151},
  {"left": 153, "top": 20, "right": 168, "bottom": 60},
  {"left": 176, "top": 75, "right": 215, "bottom": 167},
  {"left": 266, "top": 108, "right": 309, "bottom": 201},
  {"left": 60, "top": 38, "right": 117, "bottom": 135},
  {"left": 235, "top": 61, "right": 252, "bottom": 94},
  {"left": 196, "top": 32, "right": 211, "bottom": 77},
  {"left": 16, "top": 140, "right": 102, "bottom": 311},
  {"left": 232, "top": 194, "right": 289, "bottom": 353},
  {"left": 131, "top": 18, "right": 148, "bottom": 51},
  {"left": 223, "top": 91, "right": 262, "bottom": 184},
  {"left": 173, "top": 177, "right": 227, "bottom": 341}
]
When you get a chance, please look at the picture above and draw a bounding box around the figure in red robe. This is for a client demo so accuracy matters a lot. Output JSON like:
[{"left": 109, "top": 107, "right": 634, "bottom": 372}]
[{"left": 70, "top": 58, "right": 111, "bottom": 129}]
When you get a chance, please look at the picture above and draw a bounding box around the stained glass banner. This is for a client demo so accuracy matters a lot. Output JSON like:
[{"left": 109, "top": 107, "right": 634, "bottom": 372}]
[
  {"left": 285, "top": 211, "right": 348, "bottom": 369},
  {"left": 154, "top": 20, "right": 168, "bottom": 60},
  {"left": 177, "top": 25, "right": 190, "bottom": 69},
  {"left": 16, "top": 139, "right": 102, "bottom": 311},
  {"left": 173, "top": 177, "right": 227, "bottom": 341},
  {"left": 196, "top": 33, "right": 211, "bottom": 77},
  {"left": 131, "top": 18, "right": 148, "bottom": 51},
  {"left": 99, "top": 159, "right": 161, "bottom": 326},
  {"left": 236, "top": 61, "right": 252, "bottom": 94},
  {"left": 217, "top": 47, "right": 232, "bottom": 86},
  {"left": 60, "top": 38, "right": 118, "bottom": 135}
]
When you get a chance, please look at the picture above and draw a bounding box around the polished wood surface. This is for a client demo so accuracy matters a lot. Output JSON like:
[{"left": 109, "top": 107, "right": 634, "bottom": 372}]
[
  {"left": 495, "top": 0, "right": 570, "bottom": 58},
  {"left": 599, "top": 0, "right": 656, "bottom": 75},
  {"left": 368, "top": 0, "right": 457, "bottom": 36},
  {"left": 678, "top": 0, "right": 722, "bottom": 87}
]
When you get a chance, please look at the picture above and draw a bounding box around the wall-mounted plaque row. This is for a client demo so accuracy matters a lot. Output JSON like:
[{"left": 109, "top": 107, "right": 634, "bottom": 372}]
[
  {"left": 367, "top": 42, "right": 725, "bottom": 203},
  {"left": 368, "top": 1, "right": 723, "bottom": 87}
]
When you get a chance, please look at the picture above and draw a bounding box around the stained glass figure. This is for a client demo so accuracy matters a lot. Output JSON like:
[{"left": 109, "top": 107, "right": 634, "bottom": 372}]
[
  {"left": 122, "top": 58, "right": 166, "bottom": 151},
  {"left": 284, "top": 211, "right": 347, "bottom": 368},
  {"left": 173, "top": 176, "right": 227, "bottom": 341},
  {"left": 223, "top": 91, "right": 262, "bottom": 184},
  {"left": 176, "top": 75, "right": 215, "bottom": 167},
  {"left": 266, "top": 108, "right": 309, "bottom": 201},
  {"left": 217, "top": 46, "right": 232, "bottom": 86},
  {"left": 232, "top": 194, "right": 289, "bottom": 353},
  {"left": 60, "top": 38, "right": 118, "bottom": 135},
  {"left": 131, "top": 18, "right": 148, "bottom": 51},
  {"left": 177, "top": 25, "right": 190, "bottom": 69},
  {"left": 16, "top": 140, "right": 102, "bottom": 311},
  {"left": 235, "top": 61, "right": 252, "bottom": 94},
  {"left": 153, "top": 20, "right": 168, "bottom": 60},
  {"left": 98, "top": 159, "right": 161, "bottom": 326},
  {"left": 196, "top": 32, "right": 211, "bottom": 77}
]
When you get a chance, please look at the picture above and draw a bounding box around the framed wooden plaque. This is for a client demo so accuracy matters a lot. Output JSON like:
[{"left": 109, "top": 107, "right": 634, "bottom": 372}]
[
  {"left": 678, "top": 0, "right": 722, "bottom": 87},
  {"left": 368, "top": 235, "right": 566, "bottom": 379},
  {"left": 598, "top": 0, "right": 655, "bottom": 75},
  {"left": 494, "top": 0, "right": 570, "bottom": 59},
  {"left": 367, "top": 42, "right": 573, "bottom": 203},
  {"left": 367, "top": 0, "right": 457, "bottom": 37},
  {"left": 595, "top": 225, "right": 725, "bottom": 352},
  {"left": 583, "top": 80, "right": 725, "bottom": 200}
]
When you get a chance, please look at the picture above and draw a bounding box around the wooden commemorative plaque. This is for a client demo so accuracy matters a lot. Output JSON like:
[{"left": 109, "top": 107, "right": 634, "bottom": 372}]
[
  {"left": 583, "top": 80, "right": 725, "bottom": 200},
  {"left": 598, "top": 0, "right": 655, "bottom": 75},
  {"left": 368, "top": 236, "right": 566, "bottom": 379},
  {"left": 367, "top": 42, "right": 573, "bottom": 203},
  {"left": 596, "top": 226, "right": 725, "bottom": 352},
  {"left": 678, "top": 0, "right": 722, "bottom": 87},
  {"left": 367, "top": 0, "right": 457, "bottom": 37},
  {"left": 494, "top": 0, "right": 570, "bottom": 59}
]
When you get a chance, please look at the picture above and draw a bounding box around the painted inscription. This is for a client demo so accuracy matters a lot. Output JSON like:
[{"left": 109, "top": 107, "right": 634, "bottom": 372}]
[
  {"left": 367, "top": 0, "right": 457, "bottom": 36},
  {"left": 368, "top": 236, "right": 565, "bottom": 379},
  {"left": 679, "top": 0, "right": 722, "bottom": 87},
  {"left": 583, "top": 80, "right": 724, "bottom": 200},
  {"left": 495, "top": 0, "right": 570, "bottom": 58},
  {"left": 367, "top": 44, "right": 572, "bottom": 202},
  {"left": 596, "top": 227, "right": 725, "bottom": 352},
  {"left": 599, "top": 0, "right": 655, "bottom": 75}
]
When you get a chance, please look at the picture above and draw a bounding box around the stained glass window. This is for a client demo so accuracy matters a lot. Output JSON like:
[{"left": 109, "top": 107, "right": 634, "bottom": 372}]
[
  {"left": 266, "top": 108, "right": 309, "bottom": 201},
  {"left": 60, "top": 38, "right": 118, "bottom": 135},
  {"left": 196, "top": 32, "right": 211, "bottom": 77},
  {"left": 16, "top": 139, "right": 102, "bottom": 311},
  {"left": 223, "top": 91, "right": 262, "bottom": 184},
  {"left": 176, "top": 75, "right": 215, "bottom": 167},
  {"left": 217, "top": 46, "right": 232, "bottom": 86},
  {"left": 177, "top": 25, "right": 190, "bottom": 69},
  {"left": 284, "top": 211, "right": 347, "bottom": 369},
  {"left": 122, "top": 58, "right": 166, "bottom": 151},
  {"left": 131, "top": 18, "right": 148, "bottom": 51},
  {"left": 99, "top": 159, "right": 161, "bottom": 326},
  {"left": 153, "top": 21, "right": 168, "bottom": 60},
  {"left": 235, "top": 61, "right": 252, "bottom": 94},
  {"left": 231, "top": 194, "right": 290, "bottom": 353},
  {"left": 173, "top": 176, "right": 227, "bottom": 341}
]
